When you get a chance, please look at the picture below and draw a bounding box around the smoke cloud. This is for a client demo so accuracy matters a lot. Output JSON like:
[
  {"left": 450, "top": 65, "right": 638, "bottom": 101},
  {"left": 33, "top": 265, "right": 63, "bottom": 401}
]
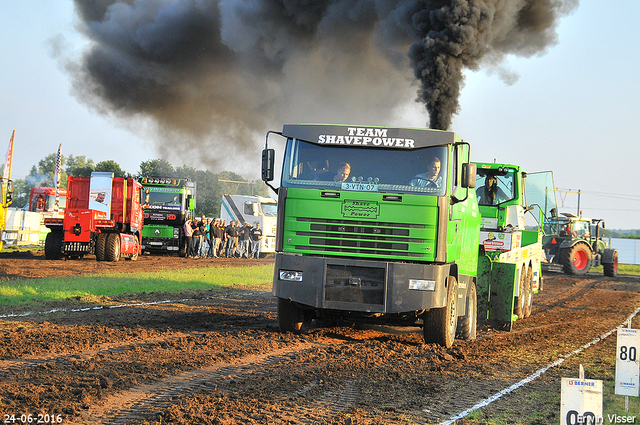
[{"left": 67, "top": 0, "right": 577, "bottom": 170}]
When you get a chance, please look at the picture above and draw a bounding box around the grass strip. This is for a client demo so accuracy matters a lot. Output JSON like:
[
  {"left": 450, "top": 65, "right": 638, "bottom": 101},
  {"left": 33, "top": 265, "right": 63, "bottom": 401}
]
[{"left": 0, "top": 264, "right": 274, "bottom": 306}]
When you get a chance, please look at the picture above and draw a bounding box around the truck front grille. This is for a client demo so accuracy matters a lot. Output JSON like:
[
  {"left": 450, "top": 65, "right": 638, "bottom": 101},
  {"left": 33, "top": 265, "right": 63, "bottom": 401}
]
[
  {"left": 296, "top": 218, "right": 424, "bottom": 257},
  {"left": 324, "top": 264, "right": 385, "bottom": 305}
]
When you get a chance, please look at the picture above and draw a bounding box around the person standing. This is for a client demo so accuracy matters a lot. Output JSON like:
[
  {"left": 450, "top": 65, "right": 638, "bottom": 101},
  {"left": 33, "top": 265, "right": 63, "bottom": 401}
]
[
  {"left": 198, "top": 215, "right": 209, "bottom": 258},
  {"left": 208, "top": 218, "right": 218, "bottom": 258},
  {"left": 250, "top": 222, "right": 263, "bottom": 259},
  {"left": 238, "top": 221, "right": 252, "bottom": 259},
  {"left": 225, "top": 220, "right": 238, "bottom": 258},
  {"left": 183, "top": 217, "right": 194, "bottom": 258},
  {"left": 192, "top": 218, "right": 202, "bottom": 258}
]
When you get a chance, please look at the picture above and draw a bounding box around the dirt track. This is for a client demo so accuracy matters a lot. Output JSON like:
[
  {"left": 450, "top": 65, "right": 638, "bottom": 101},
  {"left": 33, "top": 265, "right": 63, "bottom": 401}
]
[{"left": 1, "top": 252, "right": 640, "bottom": 424}]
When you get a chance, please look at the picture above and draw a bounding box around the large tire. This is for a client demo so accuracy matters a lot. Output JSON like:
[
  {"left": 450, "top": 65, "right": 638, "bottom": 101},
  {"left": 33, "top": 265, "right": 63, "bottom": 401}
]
[
  {"left": 456, "top": 282, "right": 477, "bottom": 341},
  {"left": 514, "top": 265, "right": 526, "bottom": 319},
  {"left": 603, "top": 250, "right": 618, "bottom": 277},
  {"left": 560, "top": 243, "right": 592, "bottom": 275},
  {"left": 44, "top": 231, "right": 64, "bottom": 260},
  {"left": 105, "top": 233, "right": 121, "bottom": 262},
  {"left": 423, "top": 275, "right": 458, "bottom": 348},
  {"left": 277, "top": 298, "right": 311, "bottom": 333},
  {"left": 95, "top": 233, "right": 107, "bottom": 262}
]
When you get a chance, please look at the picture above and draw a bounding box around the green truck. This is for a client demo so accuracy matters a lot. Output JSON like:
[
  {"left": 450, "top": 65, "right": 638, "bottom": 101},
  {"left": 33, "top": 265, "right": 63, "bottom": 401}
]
[
  {"left": 138, "top": 177, "right": 196, "bottom": 256},
  {"left": 261, "top": 124, "right": 550, "bottom": 346},
  {"left": 474, "top": 163, "right": 555, "bottom": 331}
]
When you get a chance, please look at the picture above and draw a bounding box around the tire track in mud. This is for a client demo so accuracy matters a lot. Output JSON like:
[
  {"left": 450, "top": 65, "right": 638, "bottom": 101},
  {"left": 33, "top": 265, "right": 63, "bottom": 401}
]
[
  {"left": 533, "top": 277, "right": 599, "bottom": 314},
  {"left": 68, "top": 341, "right": 342, "bottom": 424},
  {"left": 0, "top": 331, "right": 208, "bottom": 377}
]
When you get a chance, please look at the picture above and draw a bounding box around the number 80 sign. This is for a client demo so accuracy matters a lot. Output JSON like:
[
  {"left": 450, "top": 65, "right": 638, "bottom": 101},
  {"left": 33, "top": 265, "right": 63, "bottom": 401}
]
[{"left": 616, "top": 327, "right": 640, "bottom": 397}]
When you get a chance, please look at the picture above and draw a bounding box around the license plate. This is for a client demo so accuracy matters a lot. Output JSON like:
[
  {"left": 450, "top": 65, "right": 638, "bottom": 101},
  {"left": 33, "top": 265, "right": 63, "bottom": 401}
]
[{"left": 341, "top": 182, "right": 378, "bottom": 192}]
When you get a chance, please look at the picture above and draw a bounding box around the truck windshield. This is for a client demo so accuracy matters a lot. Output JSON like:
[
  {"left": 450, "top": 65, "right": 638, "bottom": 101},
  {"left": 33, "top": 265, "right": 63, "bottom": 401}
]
[
  {"left": 476, "top": 170, "right": 516, "bottom": 205},
  {"left": 145, "top": 188, "right": 183, "bottom": 207},
  {"left": 281, "top": 139, "right": 448, "bottom": 196},
  {"left": 261, "top": 203, "right": 277, "bottom": 217}
]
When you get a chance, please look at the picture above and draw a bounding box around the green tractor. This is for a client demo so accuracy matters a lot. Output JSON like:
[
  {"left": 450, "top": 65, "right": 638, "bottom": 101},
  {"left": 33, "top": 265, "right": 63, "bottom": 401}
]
[{"left": 542, "top": 212, "right": 618, "bottom": 277}]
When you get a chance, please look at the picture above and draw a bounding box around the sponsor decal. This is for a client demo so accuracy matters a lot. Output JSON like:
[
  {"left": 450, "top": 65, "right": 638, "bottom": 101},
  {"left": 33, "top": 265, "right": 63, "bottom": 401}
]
[
  {"left": 318, "top": 127, "right": 415, "bottom": 148},
  {"left": 341, "top": 200, "right": 380, "bottom": 219}
]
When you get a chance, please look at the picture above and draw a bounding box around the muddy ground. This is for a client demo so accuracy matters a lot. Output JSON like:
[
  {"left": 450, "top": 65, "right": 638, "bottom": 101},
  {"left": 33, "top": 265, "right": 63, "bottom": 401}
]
[{"left": 1, "top": 251, "right": 639, "bottom": 424}]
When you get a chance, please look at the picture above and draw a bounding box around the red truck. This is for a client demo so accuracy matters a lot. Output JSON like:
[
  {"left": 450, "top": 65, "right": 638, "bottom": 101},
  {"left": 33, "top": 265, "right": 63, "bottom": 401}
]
[
  {"left": 44, "top": 172, "right": 143, "bottom": 261},
  {"left": 29, "top": 187, "right": 67, "bottom": 213}
]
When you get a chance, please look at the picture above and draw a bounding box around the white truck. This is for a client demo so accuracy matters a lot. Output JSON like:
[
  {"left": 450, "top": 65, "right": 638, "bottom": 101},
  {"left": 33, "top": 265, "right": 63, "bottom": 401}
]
[{"left": 220, "top": 194, "right": 277, "bottom": 256}]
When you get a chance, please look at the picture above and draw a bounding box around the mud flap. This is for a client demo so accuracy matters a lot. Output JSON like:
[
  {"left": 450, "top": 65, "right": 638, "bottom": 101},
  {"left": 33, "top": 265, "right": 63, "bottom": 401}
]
[
  {"left": 476, "top": 255, "right": 493, "bottom": 321},
  {"left": 488, "top": 262, "right": 517, "bottom": 331}
]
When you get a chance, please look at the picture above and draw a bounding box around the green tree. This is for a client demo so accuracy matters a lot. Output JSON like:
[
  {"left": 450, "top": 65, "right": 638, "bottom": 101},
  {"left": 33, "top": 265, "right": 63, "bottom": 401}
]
[
  {"left": 137, "top": 159, "right": 175, "bottom": 178},
  {"left": 95, "top": 160, "right": 130, "bottom": 178},
  {"left": 66, "top": 155, "right": 95, "bottom": 177}
]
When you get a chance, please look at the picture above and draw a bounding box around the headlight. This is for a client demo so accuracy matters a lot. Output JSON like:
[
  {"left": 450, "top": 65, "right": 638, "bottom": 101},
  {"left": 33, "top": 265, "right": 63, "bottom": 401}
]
[
  {"left": 279, "top": 270, "right": 303, "bottom": 282},
  {"left": 409, "top": 279, "right": 435, "bottom": 291}
]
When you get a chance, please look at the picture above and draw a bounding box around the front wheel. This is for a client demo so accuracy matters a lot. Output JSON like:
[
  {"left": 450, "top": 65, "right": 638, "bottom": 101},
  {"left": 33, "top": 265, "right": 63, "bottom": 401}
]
[
  {"left": 423, "top": 275, "right": 458, "bottom": 348},
  {"left": 277, "top": 298, "right": 312, "bottom": 334}
]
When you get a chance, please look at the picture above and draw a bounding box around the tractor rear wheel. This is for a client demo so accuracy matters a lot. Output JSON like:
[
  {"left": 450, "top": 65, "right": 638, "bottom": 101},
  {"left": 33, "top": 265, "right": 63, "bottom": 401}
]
[
  {"left": 105, "top": 233, "right": 121, "bottom": 262},
  {"left": 44, "top": 231, "right": 64, "bottom": 260},
  {"left": 423, "top": 275, "right": 458, "bottom": 348},
  {"left": 456, "top": 282, "right": 477, "bottom": 341},
  {"left": 560, "top": 243, "right": 592, "bottom": 275},
  {"left": 604, "top": 250, "right": 619, "bottom": 277}
]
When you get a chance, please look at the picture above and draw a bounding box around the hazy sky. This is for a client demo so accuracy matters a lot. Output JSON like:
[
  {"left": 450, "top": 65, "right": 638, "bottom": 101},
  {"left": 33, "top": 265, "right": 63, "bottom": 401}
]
[{"left": 1, "top": 1, "right": 638, "bottom": 229}]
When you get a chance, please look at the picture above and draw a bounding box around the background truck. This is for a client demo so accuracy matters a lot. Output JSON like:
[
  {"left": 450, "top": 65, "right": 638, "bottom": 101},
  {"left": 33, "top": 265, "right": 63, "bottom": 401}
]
[
  {"left": 220, "top": 194, "right": 277, "bottom": 256},
  {"left": 474, "top": 162, "right": 555, "bottom": 330},
  {"left": 28, "top": 187, "right": 67, "bottom": 213},
  {"left": 44, "top": 172, "right": 143, "bottom": 262},
  {"left": 138, "top": 177, "right": 196, "bottom": 256},
  {"left": 542, "top": 212, "right": 618, "bottom": 276},
  {"left": 0, "top": 177, "right": 14, "bottom": 251}
]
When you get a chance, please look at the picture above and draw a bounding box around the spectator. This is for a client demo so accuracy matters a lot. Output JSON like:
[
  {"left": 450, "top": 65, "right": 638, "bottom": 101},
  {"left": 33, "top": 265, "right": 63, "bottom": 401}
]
[
  {"left": 192, "top": 218, "right": 202, "bottom": 258},
  {"left": 184, "top": 217, "right": 194, "bottom": 258},
  {"left": 225, "top": 220, "right": 238, "bottom": 258},
  {"left": 238, "top": 221, "right": 252, "bottom": 259},
  {"left": 198, "top": 216, "right": 209, "bottom": 258},
  {"left": 250, "top": 222, "right": 263, "bottom": 259},
  {"left": 208, "top": 218, "right": 219, "bottom": 258}
]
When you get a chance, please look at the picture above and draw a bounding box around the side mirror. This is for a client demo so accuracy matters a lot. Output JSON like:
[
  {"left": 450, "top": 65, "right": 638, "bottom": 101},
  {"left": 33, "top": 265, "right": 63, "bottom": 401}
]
[
  {"left": 262, "top": 149, "right": 275, "bottom": 182},
  {"left": 461, "top": 163, "right": 477, "bottom": 188}
]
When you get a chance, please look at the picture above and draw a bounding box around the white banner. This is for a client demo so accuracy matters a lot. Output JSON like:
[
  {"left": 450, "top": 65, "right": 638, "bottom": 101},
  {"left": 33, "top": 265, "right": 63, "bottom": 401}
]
[{"left": 616, "top": 327, "right": 640, "bottom": 396}]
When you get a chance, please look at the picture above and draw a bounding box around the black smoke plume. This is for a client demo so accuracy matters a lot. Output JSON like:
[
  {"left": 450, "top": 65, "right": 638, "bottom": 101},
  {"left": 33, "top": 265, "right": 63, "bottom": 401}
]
[{"left": 67, "top": 0, "right": 577, "bottom": 170}]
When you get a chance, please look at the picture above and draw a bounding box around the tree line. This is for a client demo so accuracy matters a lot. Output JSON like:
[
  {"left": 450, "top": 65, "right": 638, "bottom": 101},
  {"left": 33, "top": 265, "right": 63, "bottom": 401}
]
[{"left": 12, "top": 153, "right": 271, "bottom": 218}]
